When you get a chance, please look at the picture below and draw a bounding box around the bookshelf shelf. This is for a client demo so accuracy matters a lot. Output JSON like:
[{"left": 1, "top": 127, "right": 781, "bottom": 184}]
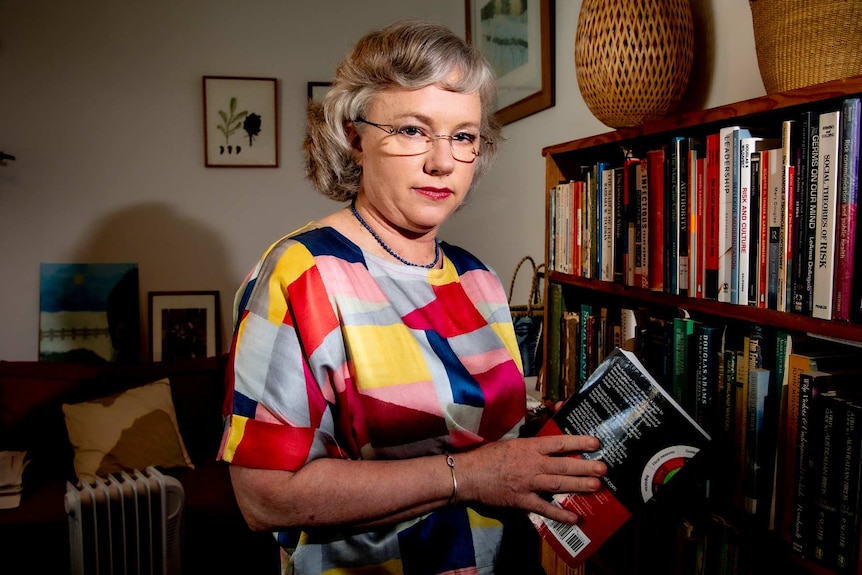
[
  {"left": 539, "top": 75, "right": 862, "bottom": 575},
  {"left": 549, "top": 270, "right": 862, "bottom": 344}
]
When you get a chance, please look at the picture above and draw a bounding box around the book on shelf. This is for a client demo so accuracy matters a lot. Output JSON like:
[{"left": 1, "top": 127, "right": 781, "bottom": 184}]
[
  {"left": 635, "top": 159, "right": 650, "bottom": 289},
  {"left": 623, "top": 157, "right": 640, "bottom": 287},
  {"left": 834, "top": 97, "right": 860, "bottom": 321},
  {"left": 792, "top": 367, "right": 862, "bottom": 561},
  {"left": 0, "top": 450, "right": 27, "bottom": 510},
  {"left": 693, "top": 152, "right": 706, "bottom": 299},
  {"left": 599, "top": 162, "right": 614, "bottom": 282},
  {"left": 765, "top": 146, "right": 784, "bottom": 310},
  {"left": 812, "top": 109, "right": 841, "bottom": 319},
  {"left": 737, "top": 135, "right": 759, "bottom": 307},
  {"left": 671, "top": 315, "right": 697, "bottom": 413},
  {"left": 779, "top": 119, "right": 796, "bottom": 312},
  {"left": 743, "top": 366, "right": 772, "bottom": 524},
  {"left": 792, "top": 110, "right": 820, "bottom": 315},
  {"left": 718, "top": 126, "right": 743, "bottom": 303},
  {"left": 530, "top": 348, "right": 711, "bottom": 568},
  {"left": 561, "top": 310, "right": 581, "bottom": 399},
  {"left": 613, "top": 165, "right": 625, "bottom": 284},
  {"left": 704, "top": 132, "right": 721, "bottom": 300},
  {"left": 757, "top": 148, "right": 771, "bottom": 309},
  {"left": 647, "top": 147, "right": 666, "bottom": 292}
]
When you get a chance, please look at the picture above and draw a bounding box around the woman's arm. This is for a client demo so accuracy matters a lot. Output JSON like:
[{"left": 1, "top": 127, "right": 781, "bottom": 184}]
[{"left": 230, "top": 433, "right": 607, "bottom": 532}]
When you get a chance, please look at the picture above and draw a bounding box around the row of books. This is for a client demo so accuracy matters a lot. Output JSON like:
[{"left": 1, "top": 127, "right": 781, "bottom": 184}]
[
  {"left": 546, "top": 291, "right": 862, "bottom": 573},
  {"left": 547, "top": 97, "right": 862, "bottom": 322}
]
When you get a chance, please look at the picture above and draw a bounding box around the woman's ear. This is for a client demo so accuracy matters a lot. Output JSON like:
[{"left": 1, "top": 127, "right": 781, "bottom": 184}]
[{"left": 347, "top": 123, "right": 363, "bottom": 166}]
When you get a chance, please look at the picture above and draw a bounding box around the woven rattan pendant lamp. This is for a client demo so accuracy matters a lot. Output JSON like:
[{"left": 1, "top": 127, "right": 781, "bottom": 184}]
[{"left": 575, "top": 0, "right": 694, "bottom": 129}]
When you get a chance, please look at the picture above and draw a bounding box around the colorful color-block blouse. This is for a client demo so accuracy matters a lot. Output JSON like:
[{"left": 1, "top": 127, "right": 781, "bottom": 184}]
[{"left": 218, "top": 224, "right": 529, "bottom": 574}]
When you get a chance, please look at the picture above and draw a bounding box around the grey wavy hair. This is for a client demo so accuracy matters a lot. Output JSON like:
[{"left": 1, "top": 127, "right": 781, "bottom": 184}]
[{"left": 303, "top": 18, "right": 501, "bottom": 203}]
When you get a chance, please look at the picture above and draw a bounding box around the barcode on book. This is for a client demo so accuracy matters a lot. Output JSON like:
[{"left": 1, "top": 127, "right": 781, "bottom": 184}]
[{"left": 543, "top": 516, "right": 591, "bottom": 558}]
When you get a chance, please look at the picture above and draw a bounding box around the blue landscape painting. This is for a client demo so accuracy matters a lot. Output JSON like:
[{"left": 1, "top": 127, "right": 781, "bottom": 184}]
[{"left": 39, "top": 263, "right": 140, "bottom": 363}]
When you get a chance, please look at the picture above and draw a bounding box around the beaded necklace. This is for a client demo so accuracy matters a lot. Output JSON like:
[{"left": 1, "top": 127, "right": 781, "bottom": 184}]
[{"left": 350, "top": 201, "right": 440, "bottom": 269}]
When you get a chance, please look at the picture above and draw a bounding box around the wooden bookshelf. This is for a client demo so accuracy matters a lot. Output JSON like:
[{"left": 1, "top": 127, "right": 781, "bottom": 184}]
[{"left": 539, "top": 75, "right": 862, "bottom": 575}]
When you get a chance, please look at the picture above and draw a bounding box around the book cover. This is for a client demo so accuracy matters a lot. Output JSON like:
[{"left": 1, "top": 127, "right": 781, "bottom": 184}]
[
  {"left": 833, "top": 97, "right": 860, "bottom": 321},
  {"left": 694, "top": 323, "right": 725, "bottom": 435},
  {"left": 530, "top": 348, "right": 711, "bottom": 568},
  {"left": 812, "top": 109, "right": 841, "bottom": 319},
  {"left": 705, "top": 132, "right": 721, "bottom": 299},
  {"left": 647, "top": 148, "right": 666, "bottom": 291}
]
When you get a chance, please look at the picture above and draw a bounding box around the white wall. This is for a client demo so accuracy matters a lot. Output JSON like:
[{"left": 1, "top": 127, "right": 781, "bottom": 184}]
[{"left": 0, "top": 0, "right": 765, "bottom": 361}]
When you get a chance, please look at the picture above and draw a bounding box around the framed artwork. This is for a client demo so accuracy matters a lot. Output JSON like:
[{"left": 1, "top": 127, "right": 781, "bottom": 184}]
[
  {"left": 39, "top": 263, "right": 141, "bottom": 363},
  {"left": 465, "top": 0, "right": 555, "bottom": 125},
  {"left": 148, "top": 291, "right": 220, "bottom": 362},
  {"left": 203, "top": 76, "right": 278, "bottom": 167},
  {"left": 307, "top": 81, "right": 333, "bottom": 103}
]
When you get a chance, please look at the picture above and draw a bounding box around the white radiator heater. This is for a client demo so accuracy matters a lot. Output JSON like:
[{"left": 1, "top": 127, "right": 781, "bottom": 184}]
[{"left": 65, "top": 466, "right": 184, "bottom": 575}]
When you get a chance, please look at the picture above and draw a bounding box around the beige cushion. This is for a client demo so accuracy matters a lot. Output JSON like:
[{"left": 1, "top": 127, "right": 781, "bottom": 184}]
[{"left": 63, "top": 377, "right": 193, "bottom": 483}]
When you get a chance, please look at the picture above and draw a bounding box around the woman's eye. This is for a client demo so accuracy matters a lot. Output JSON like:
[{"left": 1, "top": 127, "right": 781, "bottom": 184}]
[
  {"left": 396, "top": 126, "right": 427, "bottom": 138},
  {"left": 452, "top": 132, "right": 478, "bottom": 144}
]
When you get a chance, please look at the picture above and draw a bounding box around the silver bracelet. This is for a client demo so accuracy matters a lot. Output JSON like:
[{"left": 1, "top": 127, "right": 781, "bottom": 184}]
[{"left": 445, "top": 454, "right": 458, "bottom": 504}]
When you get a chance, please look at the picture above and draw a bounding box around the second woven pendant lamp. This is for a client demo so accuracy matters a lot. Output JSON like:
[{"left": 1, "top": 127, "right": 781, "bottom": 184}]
[{"left": 575, "top": 0, "right": 694, "bottom": 129}]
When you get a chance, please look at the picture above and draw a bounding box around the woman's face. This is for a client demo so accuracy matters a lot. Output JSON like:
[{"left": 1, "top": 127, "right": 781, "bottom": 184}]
[{"left": 352, "top": 83, "right": 483, "bottom": 237}]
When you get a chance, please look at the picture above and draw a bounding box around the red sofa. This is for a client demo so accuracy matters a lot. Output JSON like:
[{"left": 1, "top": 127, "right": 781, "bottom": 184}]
[{"left": 0, "top": 355, "right": 280, "bottom": 574}]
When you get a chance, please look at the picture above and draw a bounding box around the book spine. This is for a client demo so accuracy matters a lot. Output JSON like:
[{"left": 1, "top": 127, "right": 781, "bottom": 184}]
[
  {"left": 718, "top": 127, "right": 738, "bottom": 303},
  {"left": 637, "top": 161, "right": 651, "bottom": 289},
  {"left": 672, "top": 317, "right": 695, "bottom": 411},
  {"left": 613, "top": 165, "right": 625, "bottom": 283},
  {"left": 835, "top": 398, "right": 861, "bottom": 571},
  {"left": 792, "top": 370, "right": 817, "bottom": 554},
  {"left": 767, "top": 147, "right": 784, "bottom": 309},
  {"left": 738, "top": 138, "right": 753, "bottom": 306},
  {"left": 601, "top": 164, "right": 615, "bottom": 282},
  {"left": 833, "top": 98, "right": 861, "bottom": 320},
  {"left": 748, "top": 149, "right": 761, "bottom": 306},
  {"left": 647, "top": 148, "right": 666, "bottom": 291},
  {"left": 734, "top": 132, "right": 754, "bottom": 305},
  {"left": 780, "top": 119, "right": 796, "bottom": 312},
  {"left": 758, "top": 149, "right": 770, "bottom": 308},
  {"left": 667, "top": 138, "right": 681, "bottom": 294},
  {"left": 793, "top": 111, "right": 819, "bottom": 315},
  {"left": 813, "top": 110, "right": 840, "bottom": 319},
  {"left": 624, "top": 160, "right": 639, "bottom": 286},
  {"left": 695, "top": 155, "right": 706, "bottom": 298},
  {"left": 578, "top": 303, "right": 594, "bottom": 385},
  {"left": 744, "top": 367, "right": 771, "bottom": 518},
  {"left": 678, "top": 137, "right": 691, "bottom": 297},
  {"left": 545, "top": 283, "right": 564, "bottom": 403},
  {"left": 706, "top": 132, "right": 721, "bottom": 299},
  {"left": 695, "top": 324, "right": 723, "bottom": 433}
]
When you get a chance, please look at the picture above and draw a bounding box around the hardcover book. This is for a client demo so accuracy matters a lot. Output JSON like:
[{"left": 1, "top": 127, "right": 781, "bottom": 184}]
[{"left": 530, "top": 348, "right": 711, "bottom": 568}]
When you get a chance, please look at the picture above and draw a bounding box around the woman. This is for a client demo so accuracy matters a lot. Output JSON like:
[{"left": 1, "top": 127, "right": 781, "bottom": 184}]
[{"left": 219, "top": 18, "right": 607, "bottom": 575}]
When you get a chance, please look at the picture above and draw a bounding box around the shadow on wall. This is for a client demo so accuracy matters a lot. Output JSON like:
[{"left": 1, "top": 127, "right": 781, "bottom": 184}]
[
  {"left": 71, "top": 202, "right": 234, "bottom": 361},
  {"left": 677, "top": 0, "right": 715, "bottom": 115}
]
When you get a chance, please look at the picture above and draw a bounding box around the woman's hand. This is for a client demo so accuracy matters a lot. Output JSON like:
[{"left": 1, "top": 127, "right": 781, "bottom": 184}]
[{"left": 457, "top": 434, "right": 607, "bottom": 525}]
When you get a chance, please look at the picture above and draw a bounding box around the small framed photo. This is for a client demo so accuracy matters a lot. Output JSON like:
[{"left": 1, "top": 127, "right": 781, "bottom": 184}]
[
  {"left": 203, "top": 76, "right": 278, "bottom": 167},
  {"left": 307, "top": 81, "right": 332, "bottom": 104},
  {"left": 148, "top": 291, "right": 221, "bottom": 362}
]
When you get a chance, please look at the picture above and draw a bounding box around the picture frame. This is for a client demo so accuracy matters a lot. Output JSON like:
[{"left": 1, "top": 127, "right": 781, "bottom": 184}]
[
  {"left": 203, "top": 76, "right": 278, "bottom": 167},
  {"left": 148, "top": 291, "right": 221, "bottom": 362},
  {"left": 307, "top": 81, "right": 333, "bottom": 103},
  {"left": 465, "top": 0, "right": 555, "bottom": 125}
]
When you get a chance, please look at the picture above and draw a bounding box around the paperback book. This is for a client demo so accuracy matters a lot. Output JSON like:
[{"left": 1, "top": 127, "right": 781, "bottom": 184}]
[{"left": 530, "top": 348, "right": 711, "bottom": 567}]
